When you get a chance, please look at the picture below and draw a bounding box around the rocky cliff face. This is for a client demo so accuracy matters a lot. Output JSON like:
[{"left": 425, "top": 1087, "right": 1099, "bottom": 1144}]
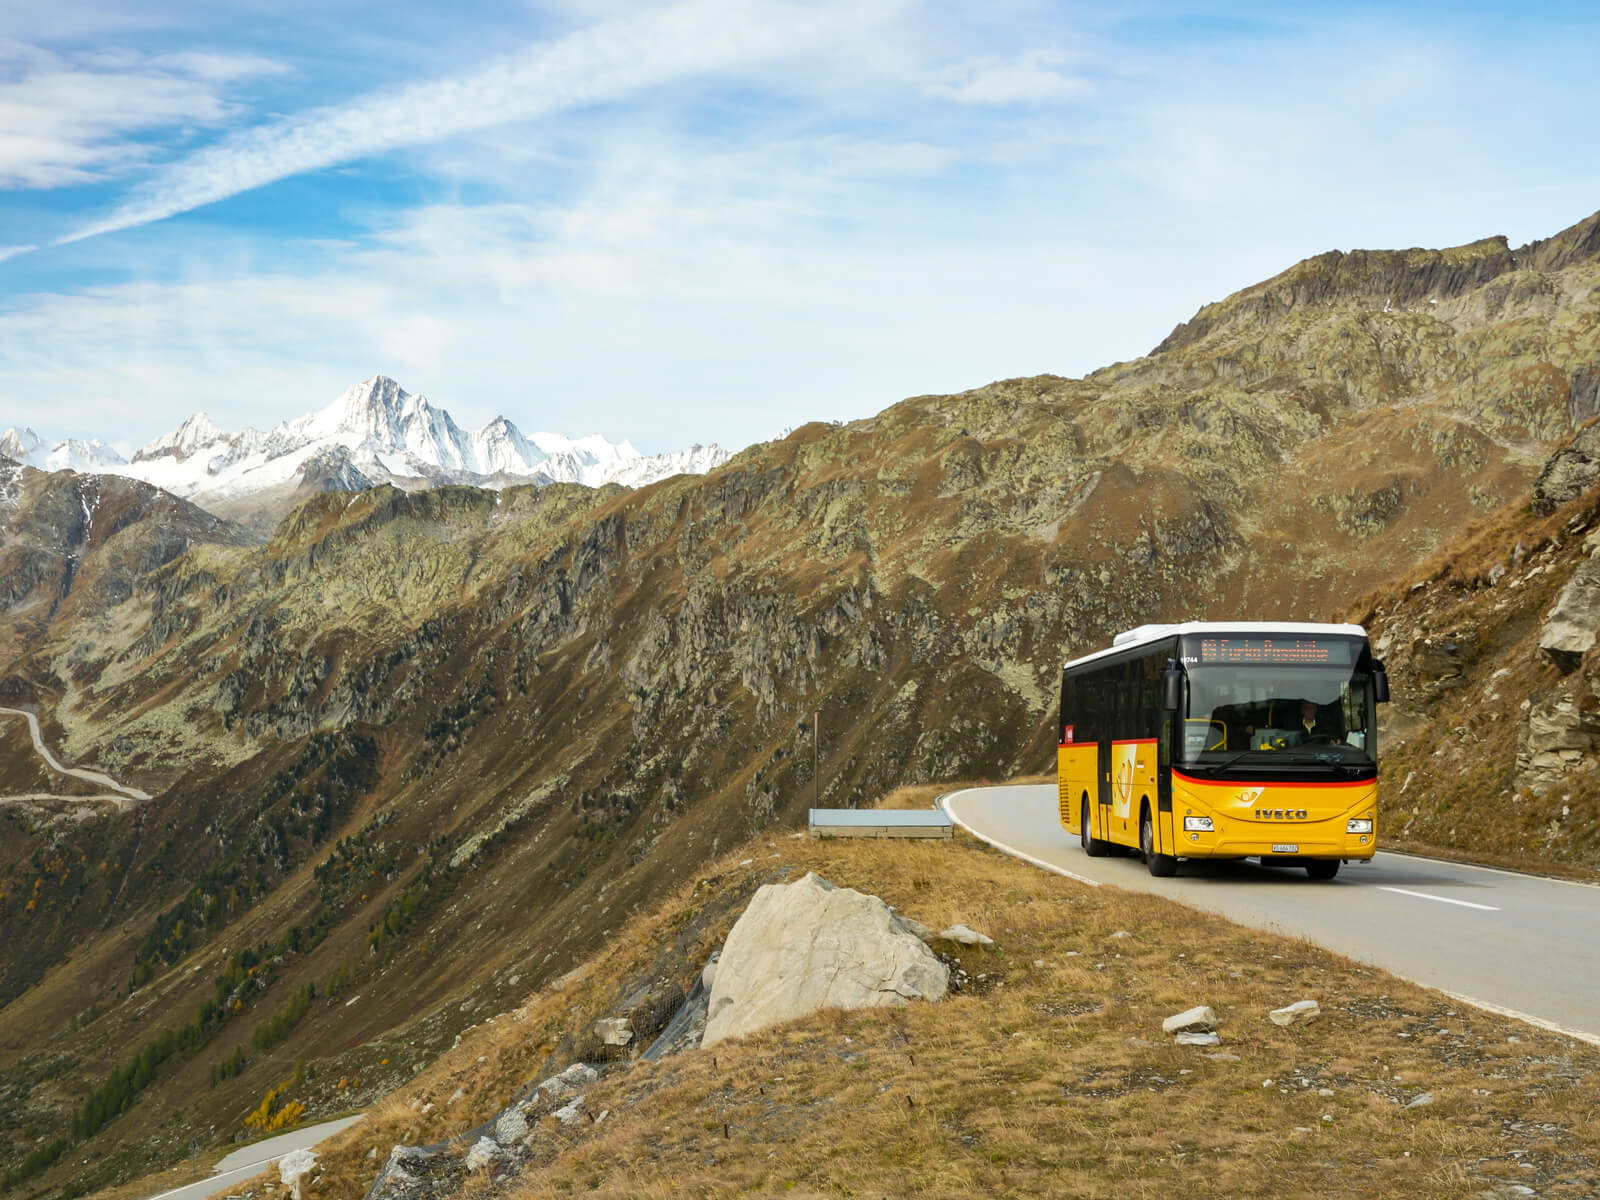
[
  {"left": 1356, "top": 420, "right": 1600, "bottom": 869},
  {"left": 1, "top": 209, "right": 1597, "bottom": 1197}
]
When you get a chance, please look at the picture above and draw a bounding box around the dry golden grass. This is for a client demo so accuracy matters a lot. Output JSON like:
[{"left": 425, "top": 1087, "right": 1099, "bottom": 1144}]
[
  {"left": 873, "top": 775, "right": 1052, "bottom": 811},
  {"left": 264, "top": 806, "right": 1600, "bottom": 1200}
]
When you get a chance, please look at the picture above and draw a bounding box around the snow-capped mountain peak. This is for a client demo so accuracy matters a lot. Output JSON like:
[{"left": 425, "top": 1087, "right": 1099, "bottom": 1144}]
[
  {"left": 21, "top": 374, "right": 732, "bottom": 509},
  {"left": 1, "top": 426, "right": 41, "bottom": 462},
  {"left": 133, "top": 411, "right": 226, "bottom": 462},
  {"left": 48, "top": 439, "right": 127, "bottom": 473}
]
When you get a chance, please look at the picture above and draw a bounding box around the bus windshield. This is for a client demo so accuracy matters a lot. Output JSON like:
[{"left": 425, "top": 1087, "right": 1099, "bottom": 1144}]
[{"left": 1179, "top": 663, "right": 1376, "bottom": 771}]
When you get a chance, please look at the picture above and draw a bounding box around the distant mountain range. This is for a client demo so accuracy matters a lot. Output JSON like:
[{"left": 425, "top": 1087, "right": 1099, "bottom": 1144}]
[{"left": 1, "top": 375, "right": 730, "bottom": 512}]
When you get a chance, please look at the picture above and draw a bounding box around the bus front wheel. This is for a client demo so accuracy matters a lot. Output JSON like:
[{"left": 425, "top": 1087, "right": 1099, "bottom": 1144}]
[
  {"left": 1082, "top": 797, "right": 1109, "bottom": 858},
  {"left": 1306, "top": 860, "right": 1340, "bottom": 881},
  {"left": 1141, "top": 809, "right": 1178, "bottom": 877}
]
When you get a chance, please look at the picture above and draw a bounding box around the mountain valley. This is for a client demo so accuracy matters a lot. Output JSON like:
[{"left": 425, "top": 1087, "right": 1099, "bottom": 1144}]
[{"left": 2, "top": 209, "right": 1599, "bottom": 1199}]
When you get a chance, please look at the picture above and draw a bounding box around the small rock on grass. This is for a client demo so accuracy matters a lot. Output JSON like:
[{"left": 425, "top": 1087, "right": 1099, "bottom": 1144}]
[
  {"left": 1175, "top": 1031, "right": 1220, "bottom": 1046},
  {"left": 464, "top": 1137, "right": 500, "bottom": 1171},
  {"left": 939, "top": 924, "right": 994, "bottom": 946},
  {"left": 1162, "top": 1005, "right": 1217, "bottom": 1035},
  {"left": 1405, "top": 1092, "right": 1435, "bottom": 1109},
  {"left": 1269, "top": 999, "right": 1321, "bottom": 1027}
]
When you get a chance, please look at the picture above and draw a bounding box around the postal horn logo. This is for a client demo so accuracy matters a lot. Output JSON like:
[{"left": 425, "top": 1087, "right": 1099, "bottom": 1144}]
[{"left": 1234, "top": 786, "right": 1264, "bottom": 805}]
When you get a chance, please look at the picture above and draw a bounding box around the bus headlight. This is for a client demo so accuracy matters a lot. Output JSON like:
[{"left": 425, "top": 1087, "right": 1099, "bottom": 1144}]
[
  {"left": 1184, "top": 816, "right": 1214, "bottom": 831},
  {"left": 1347, "top": 818, "right": 1373, "bottom": 834}
]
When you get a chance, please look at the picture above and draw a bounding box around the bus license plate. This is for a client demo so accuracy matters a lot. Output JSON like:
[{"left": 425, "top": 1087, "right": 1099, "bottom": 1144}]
[{"left": 1271, "top": 844, "right": 1299, "bottom": 854}]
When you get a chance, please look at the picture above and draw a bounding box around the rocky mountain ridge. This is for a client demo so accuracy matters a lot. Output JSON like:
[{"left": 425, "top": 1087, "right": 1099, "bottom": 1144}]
[{"left": 0, "top": 208, "right": 1597, "bottom": 1199}]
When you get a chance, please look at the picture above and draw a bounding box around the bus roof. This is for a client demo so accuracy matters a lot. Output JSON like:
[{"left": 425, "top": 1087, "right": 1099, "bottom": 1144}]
[{"left": 1062, "top": 621, "right": 1369, "bottom": 672}]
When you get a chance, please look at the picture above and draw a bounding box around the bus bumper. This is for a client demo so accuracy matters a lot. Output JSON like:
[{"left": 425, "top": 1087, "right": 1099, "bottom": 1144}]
[
  {"left": 1178, "top": 821, "right": 1376, "bottom": 862},
  {"left": 1170, "top": 775, "right": 1378, "bottom": 862}
]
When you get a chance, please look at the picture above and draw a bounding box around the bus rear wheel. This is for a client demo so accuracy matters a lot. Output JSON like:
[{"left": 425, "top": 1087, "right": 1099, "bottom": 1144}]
[
  {"left": 1082, "top": 797, "right": 1109, "bottom": 858},
  {"left": 1140, "top": 809, "right": 1178, "bottom": 877},
  {"left": 1305, "top": 860, "right": 1340, "bottom": 881}
]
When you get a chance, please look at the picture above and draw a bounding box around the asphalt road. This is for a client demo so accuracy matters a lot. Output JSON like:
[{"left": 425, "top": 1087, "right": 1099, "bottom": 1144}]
[
  {"left": 943, "top": 784, "right": 1600, "bottom": 1045},
  {"left": 0, "top": 705, "right": 150, "bottom": 806},
  {"left": 144, "top": 1116, "right": 364, "bottom": 1200}
]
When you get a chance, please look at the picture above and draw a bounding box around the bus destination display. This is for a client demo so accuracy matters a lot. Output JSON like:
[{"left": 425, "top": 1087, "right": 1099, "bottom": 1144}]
[{"left": 1193, "top": 636, "right": 1357, "bottom": 665}]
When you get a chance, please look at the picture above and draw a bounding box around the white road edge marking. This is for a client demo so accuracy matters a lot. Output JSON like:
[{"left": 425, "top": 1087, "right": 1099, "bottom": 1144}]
[
  {"left": 1378, "top": 885, "right": 1499, "bottom": 911},
  {"left": 1380, "top": 848, "right": 1600, "bottom": 891},
  {"left": 939, "top": 788, "right": 1101, "bottom": 888},
  {"left": 1440, "top": 990, "right": 1600, "bottom": 1049}
]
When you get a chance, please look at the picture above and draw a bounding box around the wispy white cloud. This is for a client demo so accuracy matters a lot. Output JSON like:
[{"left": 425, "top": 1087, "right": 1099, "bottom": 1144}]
[
  {"left": 59, "top": 0, "right": 904, "bottom": 245},
  {"left": 0, "top": 244, "right": 37, "bottom": 261},
  {"left": 0, "top": 112, "right": 1164, "bottom": 454},
  {"left": 0, "top": 45, "right": 285, "bottom": 190},
  {"left": 929, "top": 48, "right": 1088, "bottom": 106}
]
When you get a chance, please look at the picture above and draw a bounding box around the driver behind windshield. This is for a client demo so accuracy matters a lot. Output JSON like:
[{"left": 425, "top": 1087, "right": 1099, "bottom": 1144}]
[{"left": 1293, "top": 699, "right": 1341, "bottom": 742}]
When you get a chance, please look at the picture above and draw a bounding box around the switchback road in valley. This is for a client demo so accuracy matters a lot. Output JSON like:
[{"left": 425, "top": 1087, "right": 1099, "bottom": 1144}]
[
  {"left": 944, "top": 784, "right": 1600, "bottom": 1046},
  {"left": 0, "top": 705, "right": 150, "bottom": 810}
]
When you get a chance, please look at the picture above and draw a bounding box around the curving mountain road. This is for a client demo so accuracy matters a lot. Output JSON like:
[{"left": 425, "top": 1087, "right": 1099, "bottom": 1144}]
[
  {"left": 943, "top": 784, "right": 1600, "bottom": 1046},
  {"left": 0, "top": 706, "right": 150, "bottom": 809},
  {"left": 142, "top": 1115, "right": 364, "bottom": 1200}
]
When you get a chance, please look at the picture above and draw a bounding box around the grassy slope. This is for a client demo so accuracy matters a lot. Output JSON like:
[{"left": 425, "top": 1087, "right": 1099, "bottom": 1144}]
[{"left": 219, "top": 785, "right": 1600, "bottom": 1200}]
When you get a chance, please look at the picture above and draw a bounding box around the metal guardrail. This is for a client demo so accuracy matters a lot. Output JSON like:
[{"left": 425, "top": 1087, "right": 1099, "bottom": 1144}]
[{"left": 807, "top": 808, "right": 953, "bottom": 839}]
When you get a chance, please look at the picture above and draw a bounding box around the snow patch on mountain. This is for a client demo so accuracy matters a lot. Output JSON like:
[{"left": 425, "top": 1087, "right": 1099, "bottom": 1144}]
[{"left": 12, "top": 376, "right": 730, "bottom": 506}]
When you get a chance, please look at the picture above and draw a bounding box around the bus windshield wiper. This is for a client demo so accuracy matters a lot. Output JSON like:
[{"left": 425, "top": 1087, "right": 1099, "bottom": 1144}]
[
  {"left": 1188, "top": 750, "right": 1369, "bottom": 774},
  {"left": 1190, "top": 750, "right": 1256, "bottom": 773}
]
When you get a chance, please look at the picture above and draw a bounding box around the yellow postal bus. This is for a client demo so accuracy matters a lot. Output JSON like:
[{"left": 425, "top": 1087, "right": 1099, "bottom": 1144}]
[{"left": 1056, "top": 622, "right": 1389, "bottom": 880}]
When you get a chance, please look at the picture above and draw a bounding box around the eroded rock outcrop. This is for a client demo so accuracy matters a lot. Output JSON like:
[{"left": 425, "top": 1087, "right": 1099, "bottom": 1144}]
[
  {"left": 1539, "top": 553, "right": 1600, "bottom": 672},
  {"left": 701, "top": 873, "right": 947, "bottom": 1048},
  {"left": 1533, "top": 423, "right": 1600, "bottom": 514},
  {"left": 1517, "top": 693, "right": 1600, "bottom": 794}
]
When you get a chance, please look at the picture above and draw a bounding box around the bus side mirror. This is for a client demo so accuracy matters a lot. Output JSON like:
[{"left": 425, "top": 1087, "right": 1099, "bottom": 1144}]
[
  {"left": 1162, "top": 668, "right": 1183, "bottom": 712},
  {"left": 1373, "top": 662, "right": 1390, "bottom": 704}
]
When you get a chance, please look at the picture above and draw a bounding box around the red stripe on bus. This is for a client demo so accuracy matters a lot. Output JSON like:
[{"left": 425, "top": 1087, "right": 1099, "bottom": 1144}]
[
  {"left": 1112, "top": 738, "right": 1158, "bottom": 746},
  {"left": 1173, "top": 770, "right": 1372, "bottom": 789}
]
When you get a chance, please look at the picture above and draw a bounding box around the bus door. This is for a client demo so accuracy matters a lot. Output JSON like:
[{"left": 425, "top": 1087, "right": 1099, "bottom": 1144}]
[{"left": 1096, "top": 676, "right": 1114, "bottom": 843}]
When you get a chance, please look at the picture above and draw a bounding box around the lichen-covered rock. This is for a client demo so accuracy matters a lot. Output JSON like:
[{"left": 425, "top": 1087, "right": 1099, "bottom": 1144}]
[
  {"left": 593, "top": 1017, "right": 633, "bottom": 1046},
  {"left": 493, "top": 1105, "right": 528, "bottom": 1145},
  {"left": 702, "top": 873, "right": 948, "bottom": 1048},
  {"left": 1540, "top": 556, "right": 1600, "bottom": 671},
  {"left": 463, "top": 1137, "right": 500, "bottom": 1172},
  {"left": 1533, "top": 422, "right": 1600, "bottom": 514},
  {"left": 1517, "top": 693, "right": 1600, "bottom": 794}
]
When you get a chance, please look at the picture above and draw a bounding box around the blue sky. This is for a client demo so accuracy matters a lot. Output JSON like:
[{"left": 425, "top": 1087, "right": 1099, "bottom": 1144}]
[{"left": 1, "top": 0, "right": 1596, "bottom": 455}]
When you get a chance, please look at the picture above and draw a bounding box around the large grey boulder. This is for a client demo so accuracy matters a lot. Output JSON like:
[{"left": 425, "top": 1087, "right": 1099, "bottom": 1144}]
[
  {"left": 701, "top": 872, "right": 948, "bottom": 1048},
  {"left": 1540, "top": 557, "right": 1600, "bottom": 671}
]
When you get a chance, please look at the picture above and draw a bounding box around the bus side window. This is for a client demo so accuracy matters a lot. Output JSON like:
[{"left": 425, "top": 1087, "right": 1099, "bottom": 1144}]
[
  {"left": 1143, "top": 649, "right": 1169, "bottom": 763},
  {"left": 1082, "top": 672, "right": 1105, "bottom": 745}
]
